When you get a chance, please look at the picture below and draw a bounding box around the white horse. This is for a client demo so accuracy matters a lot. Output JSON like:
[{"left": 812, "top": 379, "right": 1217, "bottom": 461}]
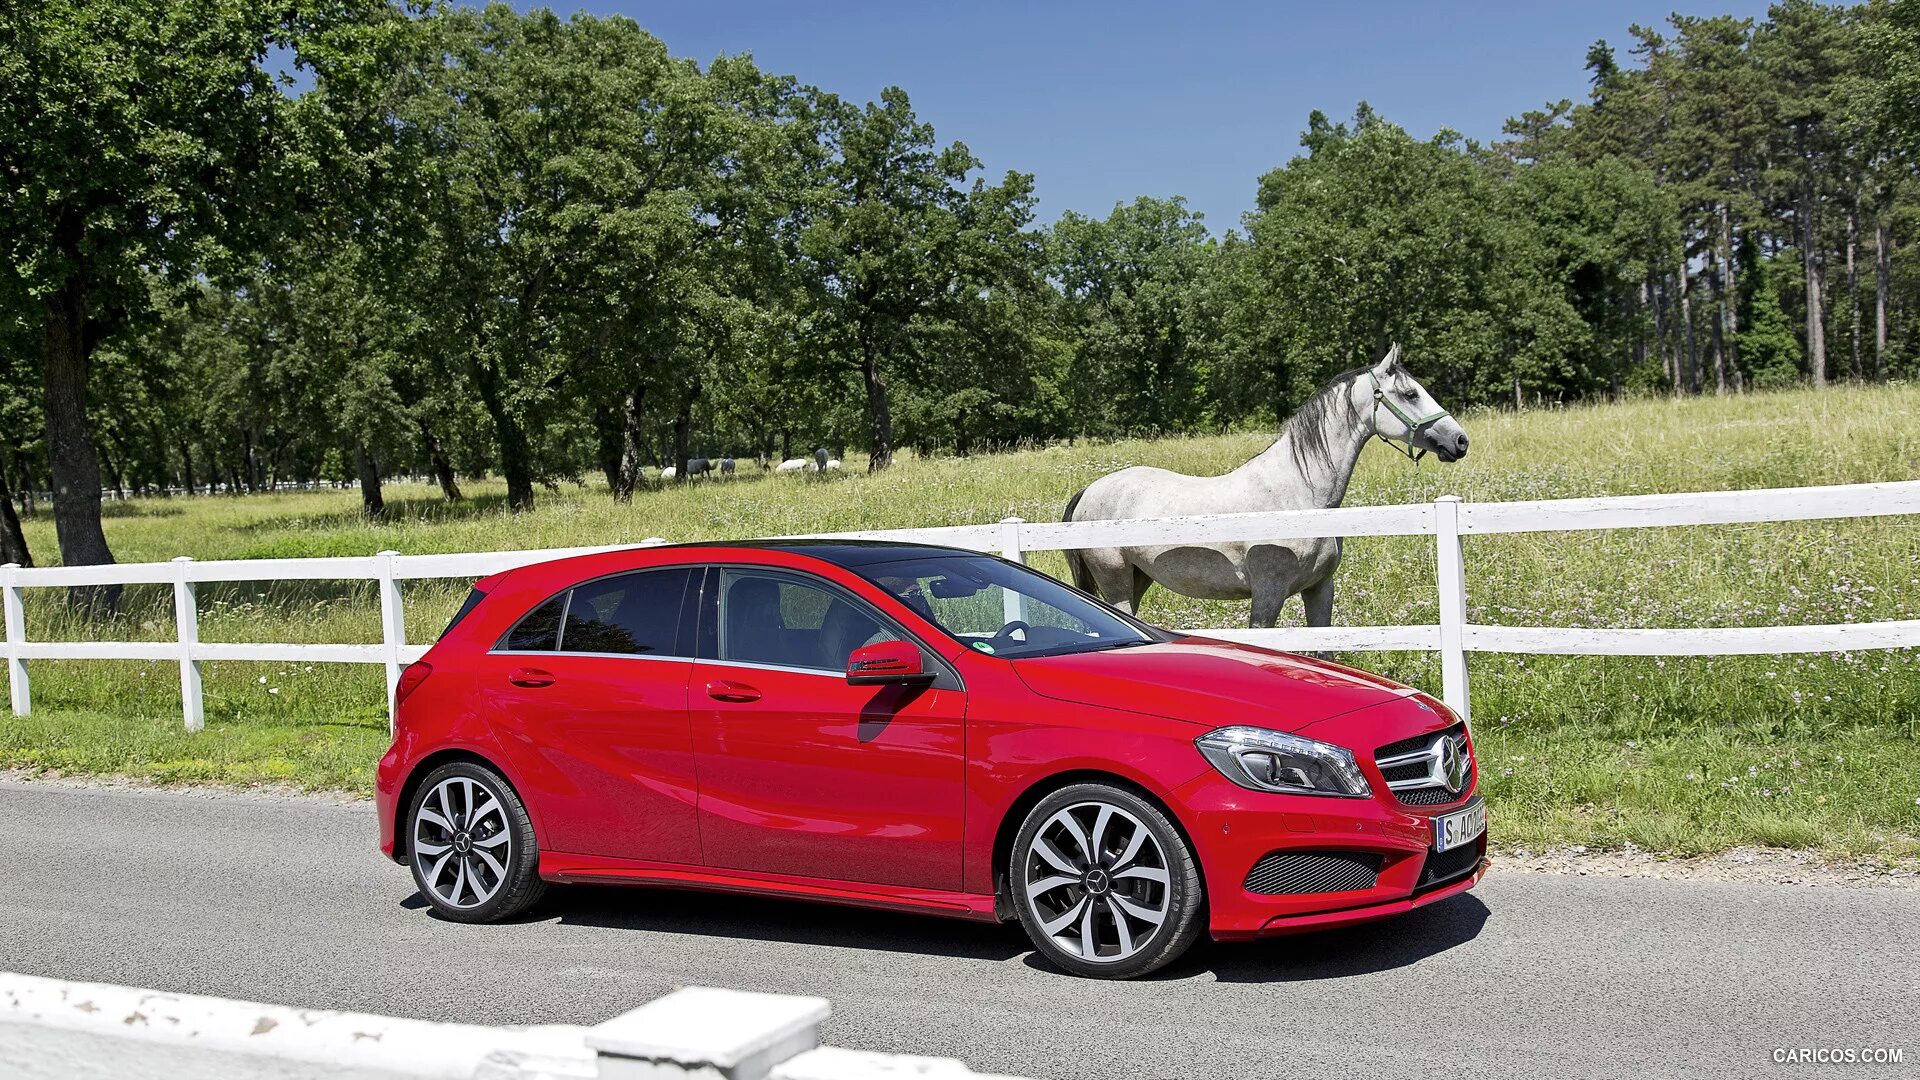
[{"left": 1062, "top": 346, "right": 1469, "bottom": 628}]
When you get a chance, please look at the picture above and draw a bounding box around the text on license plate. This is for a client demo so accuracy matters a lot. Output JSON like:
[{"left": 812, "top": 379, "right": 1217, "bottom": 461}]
[{"left": 1433, "top": 800, "right": 1487, "bottom": 853}]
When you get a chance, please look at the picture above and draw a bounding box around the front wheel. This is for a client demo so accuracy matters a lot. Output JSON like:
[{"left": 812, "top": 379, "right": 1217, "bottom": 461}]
[
  {"left": 407, "top": 762, "right": 545, "bottom": 922},
  {"left": 1009, "top": 783, "right": 1205, "bottom": 978}
]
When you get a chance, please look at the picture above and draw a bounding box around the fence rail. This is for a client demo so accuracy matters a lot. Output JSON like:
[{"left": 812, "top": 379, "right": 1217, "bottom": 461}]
[
  {"left": 4, "top": 479, "right": 1919, "bottom": 731},
  {"left": 0, "top": 972, "right": 1027, "bottom": 1080}
]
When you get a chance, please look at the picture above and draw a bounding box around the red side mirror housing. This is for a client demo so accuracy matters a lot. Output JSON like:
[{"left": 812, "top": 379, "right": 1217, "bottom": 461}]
[{"left": 846, "top": 640, "right": 935, "bottom": 686}]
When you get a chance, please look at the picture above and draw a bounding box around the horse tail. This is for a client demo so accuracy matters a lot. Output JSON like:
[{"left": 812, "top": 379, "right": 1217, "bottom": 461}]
[{"left": 1060, "top": 487, "right": 1096, "bottom": 595}]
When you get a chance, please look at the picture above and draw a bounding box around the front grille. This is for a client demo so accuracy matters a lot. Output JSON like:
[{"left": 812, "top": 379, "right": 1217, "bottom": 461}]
[
  {"left": 1243, "top": 850, "right": 1382, "bottom": 895},
  {"left": 1379, "top": 760, "right": 1431, "bottom": 784},
  {"left": 1375, "top": 728, "right": 1442, "bottom": 760},
  {"left": 1418, "top": 842, "right": 1482, "bottom": 890},
  {"left": 1374, "top": 722, "right": 1473, "bottom": 807},
  {"left": 1395, "top": 764, "right": 1475, "bottom": 805}
]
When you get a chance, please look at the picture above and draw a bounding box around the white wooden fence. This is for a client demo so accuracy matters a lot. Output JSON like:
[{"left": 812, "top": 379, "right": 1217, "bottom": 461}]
[
  {"left": 0, "top": 972, "right": 1027, "bottom": 1080},
  {"left": 3, "top": 480, "right": 1918, "bottom": 730}
]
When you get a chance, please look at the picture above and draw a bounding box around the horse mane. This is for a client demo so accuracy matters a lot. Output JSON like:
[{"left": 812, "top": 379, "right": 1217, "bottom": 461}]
[{"left": 1282, "top": 363, "right": 1370, "bottom": 475}]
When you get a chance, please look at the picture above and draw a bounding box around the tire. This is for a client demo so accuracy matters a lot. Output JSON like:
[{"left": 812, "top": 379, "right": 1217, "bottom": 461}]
[
  {"left": 406, "top": 761, "right": 545, "bottom": 923},
  {"left": 1008, "top": 782, "right": 1204, "bottom": 979}
]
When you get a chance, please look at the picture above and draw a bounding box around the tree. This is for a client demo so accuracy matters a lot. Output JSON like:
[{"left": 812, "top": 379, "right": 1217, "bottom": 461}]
[
  {"left": 1050, "top": 197, "right": 1228, "bottom": 437},
  {"left": 801, "top": 88, "right": 1007, "bottom": 472},
  {"left": 0, "top": 0, "right": 394, "bottom": 604},
  {"left": 1243, "top": 106, "right": 1584, "bottom": 411}
]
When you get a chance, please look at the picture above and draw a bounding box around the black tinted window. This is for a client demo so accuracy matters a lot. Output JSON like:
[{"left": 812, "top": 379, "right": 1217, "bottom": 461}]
[
  {"left": 504, "top": 595, "right": 565, "bottom": 652},
  {"left": 441, "top": 587, "right": 487, "bottom": 640},
  {"left": 720, "top": 570, "right": 897, "bottom": 671},
  {"left": 561, "top": 570, "right": 693, "bottom": 656}
]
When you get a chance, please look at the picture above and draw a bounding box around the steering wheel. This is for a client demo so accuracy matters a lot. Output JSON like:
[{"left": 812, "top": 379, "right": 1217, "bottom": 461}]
[{"left": 989, "top": 620, "right": 1031, "bottom": 646}]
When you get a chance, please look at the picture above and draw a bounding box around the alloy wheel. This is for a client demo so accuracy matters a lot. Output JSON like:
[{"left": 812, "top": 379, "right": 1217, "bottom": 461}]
[
  {"left": 1021, "top": 800, "right": 1172, "bottom": 964},
  {"left": 412, "top": 776, "right": 513, "bottom": 909}
]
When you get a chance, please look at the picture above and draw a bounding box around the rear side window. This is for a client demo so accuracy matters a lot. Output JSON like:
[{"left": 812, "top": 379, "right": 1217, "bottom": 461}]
[
  {"left": 440, "top": 587, "right": 488, "bottom": 640},
  {"left": 503, "top": 595, "right": 566, "bottom": 652},
  {"left": 561, "top": 569, "right": 694, "bottom": 656},
  {"left": 497, "top": 569, "right": 696, "bottom": 657}
]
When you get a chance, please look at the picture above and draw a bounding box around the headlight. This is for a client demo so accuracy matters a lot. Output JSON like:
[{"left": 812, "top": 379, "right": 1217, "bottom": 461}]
[{"left": 1195, "top": 726, "right": 1372, "bottom": 798}]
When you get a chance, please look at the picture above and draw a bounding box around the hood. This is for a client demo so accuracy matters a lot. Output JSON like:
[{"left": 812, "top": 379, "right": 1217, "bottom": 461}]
[{"left": 1010, "top": 635, "right": 1415, "bottom": 732}]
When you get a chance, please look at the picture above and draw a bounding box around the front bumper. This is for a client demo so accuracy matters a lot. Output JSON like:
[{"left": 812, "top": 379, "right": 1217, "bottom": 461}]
[{"left": 1172, "top": 770, "right": 1487, "bottom": 940}]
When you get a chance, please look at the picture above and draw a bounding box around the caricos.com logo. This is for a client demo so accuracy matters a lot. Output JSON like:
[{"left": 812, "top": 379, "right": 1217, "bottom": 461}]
[{"left": 1772, "top": 1047, "right": 1904, "bottom": 1066}]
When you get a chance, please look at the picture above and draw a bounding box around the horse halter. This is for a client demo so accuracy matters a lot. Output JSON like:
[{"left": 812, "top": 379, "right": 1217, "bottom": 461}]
[{"left": 1368, "top": 371, "right": 1451, "bottom": 463}]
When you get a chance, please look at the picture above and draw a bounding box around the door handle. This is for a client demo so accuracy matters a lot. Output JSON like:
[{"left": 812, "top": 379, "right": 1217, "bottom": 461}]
[
  {"left": 508, "top": 667, "right": 556, "bottom": 689},
  {"left": 705, "top": 679, "right": 761, "bottom": 703}
]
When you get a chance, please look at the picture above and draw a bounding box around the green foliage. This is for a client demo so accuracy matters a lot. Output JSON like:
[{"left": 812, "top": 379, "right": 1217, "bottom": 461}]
[{"left": 3, "top": 0, "right": 1919, "bottom": 543}]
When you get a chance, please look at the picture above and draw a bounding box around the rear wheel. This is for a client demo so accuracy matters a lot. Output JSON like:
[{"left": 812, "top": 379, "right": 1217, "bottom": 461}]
[
  {"left": 1009, "top": 783, "right": 1204, "bottom": 978},
  {"left": 407, "top": 762, "right": 545, "bottom": 922}
]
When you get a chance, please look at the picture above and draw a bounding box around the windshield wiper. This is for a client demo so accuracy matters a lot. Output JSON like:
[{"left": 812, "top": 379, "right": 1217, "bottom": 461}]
[{"left": 1081, "top": 638, "right": 1155, "bottom": 652}]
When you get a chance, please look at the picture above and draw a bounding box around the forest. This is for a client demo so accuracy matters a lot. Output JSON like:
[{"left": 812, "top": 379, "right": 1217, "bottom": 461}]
[{"left": 3, "top": 0, "right": 1919, "bottom": 581}]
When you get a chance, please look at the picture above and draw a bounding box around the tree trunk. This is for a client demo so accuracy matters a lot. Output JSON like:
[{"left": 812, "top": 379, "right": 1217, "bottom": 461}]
[
  {"left": 1650, "top": 275, "right": 1671, "bottom": 389},
  {"left": 1846, "top": 193, "right": 1861, "bottom": 378},
  {"left": 615, "top": 384, "right": 646, "bottom": 500},
  {"left": 418, "top": 420, "right": 462, "bottom": 501},
  {"left": 179, "top": 440, "right": 196, "bottom": 496},
  {"left": 13, "top": 451, "right": 36, "bottom": 516},
  {"left": 1717, "top": 205, "right": 1738, "bottom": 393},
  {"left": 473, "top": 361, "right": 534, "bottom": 511},
  {"left": 1708, "top": 247, "right": 1727, "bottom": 395},
  {"left": 0, "top": 457, "right": 31, "bottom": 568},
  {"left": 859, "top": 334, "right": 893, "bottom": 472},
  {"left": 671, "top": 388, "right": 694, "bottom": 484},
  {"left": 1801, "top": 188, "right": 1827, "bottom": 387},
  {"left": 593, "top": 403, "right": 623, "bottom": 493},
  {"left": 1876, "top": 212, "right": 1890, "bottom": 379},
  {"left": 1678, "top": 261, "right": 1698, "bottom": 394},
  {"left": 40, "top": 282, "right": 119, "bottom": 612},
  {"left": 354, "top": 445, "right": 386, "bottom": 520}
]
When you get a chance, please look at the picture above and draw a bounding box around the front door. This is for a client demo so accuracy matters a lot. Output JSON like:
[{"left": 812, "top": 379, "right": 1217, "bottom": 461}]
[{"left": 691, "top": 567, "right": 967, "bottom": 891}]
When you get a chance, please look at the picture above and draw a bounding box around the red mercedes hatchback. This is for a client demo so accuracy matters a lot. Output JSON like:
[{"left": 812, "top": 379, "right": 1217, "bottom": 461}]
[{"left": 376, "top": 540, "right": 1486, "bottom": 978}]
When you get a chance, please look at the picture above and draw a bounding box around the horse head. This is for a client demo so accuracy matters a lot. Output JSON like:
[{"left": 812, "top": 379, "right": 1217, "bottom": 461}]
[{"left": 1361, "top": 345, "right": 1469, "bottom": 463}]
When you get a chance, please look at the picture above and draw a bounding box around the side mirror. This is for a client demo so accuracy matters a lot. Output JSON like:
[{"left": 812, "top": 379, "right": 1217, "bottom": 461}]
[{"left": 846, "top": 640, "right": 935, "bottom": 686}]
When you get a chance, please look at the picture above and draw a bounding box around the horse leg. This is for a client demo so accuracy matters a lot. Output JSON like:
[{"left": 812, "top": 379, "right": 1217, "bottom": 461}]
[
  {"left": 1301, "top": 577, "right": 1334, "bottom": 627},
  {"left": 1130, "top": 566, "right": 1152, "bottom": 617},
  {"left": 1297, "top": 578, "right": 1337, "bottom": 660},
  {"left": 1082, "top": 549, "right": 1139, "bottom": 615},
  {"left": 1249, "top": 581, "right": 1290, "bottom": 629}
]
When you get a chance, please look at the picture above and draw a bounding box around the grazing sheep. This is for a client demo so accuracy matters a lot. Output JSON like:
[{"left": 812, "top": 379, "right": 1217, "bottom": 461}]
[
  {"left": 660, "top": 466, "right": 677, "bottom": 480},
  {"left": 825, "top": 458, "right": 842, "bottom": 471},
  {"left": 775, "top": 458, "right": 810, "bottom": 474}
]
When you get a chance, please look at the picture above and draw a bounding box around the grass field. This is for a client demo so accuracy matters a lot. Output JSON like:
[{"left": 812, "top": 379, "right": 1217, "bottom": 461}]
[{"left": 6, "top": 384, "right": 1919, "bottom": 859}]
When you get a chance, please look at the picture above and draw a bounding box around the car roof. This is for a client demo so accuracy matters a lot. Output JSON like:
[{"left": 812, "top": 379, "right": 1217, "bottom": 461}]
[{"left": 662, "top": 538, "right": 984, "bottom": 568}]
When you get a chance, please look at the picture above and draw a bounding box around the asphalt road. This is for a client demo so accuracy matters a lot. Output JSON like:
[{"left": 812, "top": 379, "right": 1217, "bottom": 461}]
[{"left": 1, "top": 780, "right": 1915, "bottom": 1080}]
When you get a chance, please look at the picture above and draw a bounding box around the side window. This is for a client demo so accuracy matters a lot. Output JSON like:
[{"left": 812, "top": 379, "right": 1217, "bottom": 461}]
[
  {"left": 561, "top": 569, "right": 694, "bottom": 656},
  {"left": 719, "top": 570, "right": 898, "bottom": 672},
  {"left": 503, "top": 594, "right": 565, "bottom": 652}
]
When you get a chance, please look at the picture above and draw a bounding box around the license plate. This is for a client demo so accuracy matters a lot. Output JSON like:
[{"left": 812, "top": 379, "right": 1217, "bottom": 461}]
[{"left": 1433, "top": 800, "right": 1487, "bottom": 853}]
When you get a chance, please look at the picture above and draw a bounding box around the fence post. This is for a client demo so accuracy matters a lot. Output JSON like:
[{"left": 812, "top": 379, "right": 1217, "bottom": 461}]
[
  {"left": 171, "top": 557, "right": 204, "bottom": 732},
  {"left": 1433, "top": 495, "right": 1471, "bottom": 723},
  {"left": 377, "top": 550, "right": 405, "bottom": 731},
  {"left": 998, "top": 517, "right": 1028, "bottom": 624},
  {"left": 3, "top": 563, "right": 26, "bottom": 718}
]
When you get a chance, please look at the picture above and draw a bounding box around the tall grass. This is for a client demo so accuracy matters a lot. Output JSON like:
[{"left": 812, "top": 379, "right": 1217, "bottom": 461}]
[{"left": 6, "top": 385, "right": 1919, "bottom": 857}]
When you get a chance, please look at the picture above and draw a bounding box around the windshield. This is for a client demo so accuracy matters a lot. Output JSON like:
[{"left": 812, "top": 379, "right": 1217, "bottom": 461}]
[{"left": 853, "top": 555, "right": 1157, "bottom": 659}]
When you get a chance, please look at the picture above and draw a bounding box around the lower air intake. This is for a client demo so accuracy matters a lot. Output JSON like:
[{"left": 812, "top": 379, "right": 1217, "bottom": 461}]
[
  {"left": 1243, "top": 850, "right": 1382, "bottom": 895},
  {"left": 1418, "top": 843, "right": 1482, "bottom": 890}
]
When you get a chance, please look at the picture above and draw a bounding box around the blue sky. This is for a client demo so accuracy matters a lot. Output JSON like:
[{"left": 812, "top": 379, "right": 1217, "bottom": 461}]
[{"left": 530, "top": 1, "right": 1776, "bottom": 231}]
